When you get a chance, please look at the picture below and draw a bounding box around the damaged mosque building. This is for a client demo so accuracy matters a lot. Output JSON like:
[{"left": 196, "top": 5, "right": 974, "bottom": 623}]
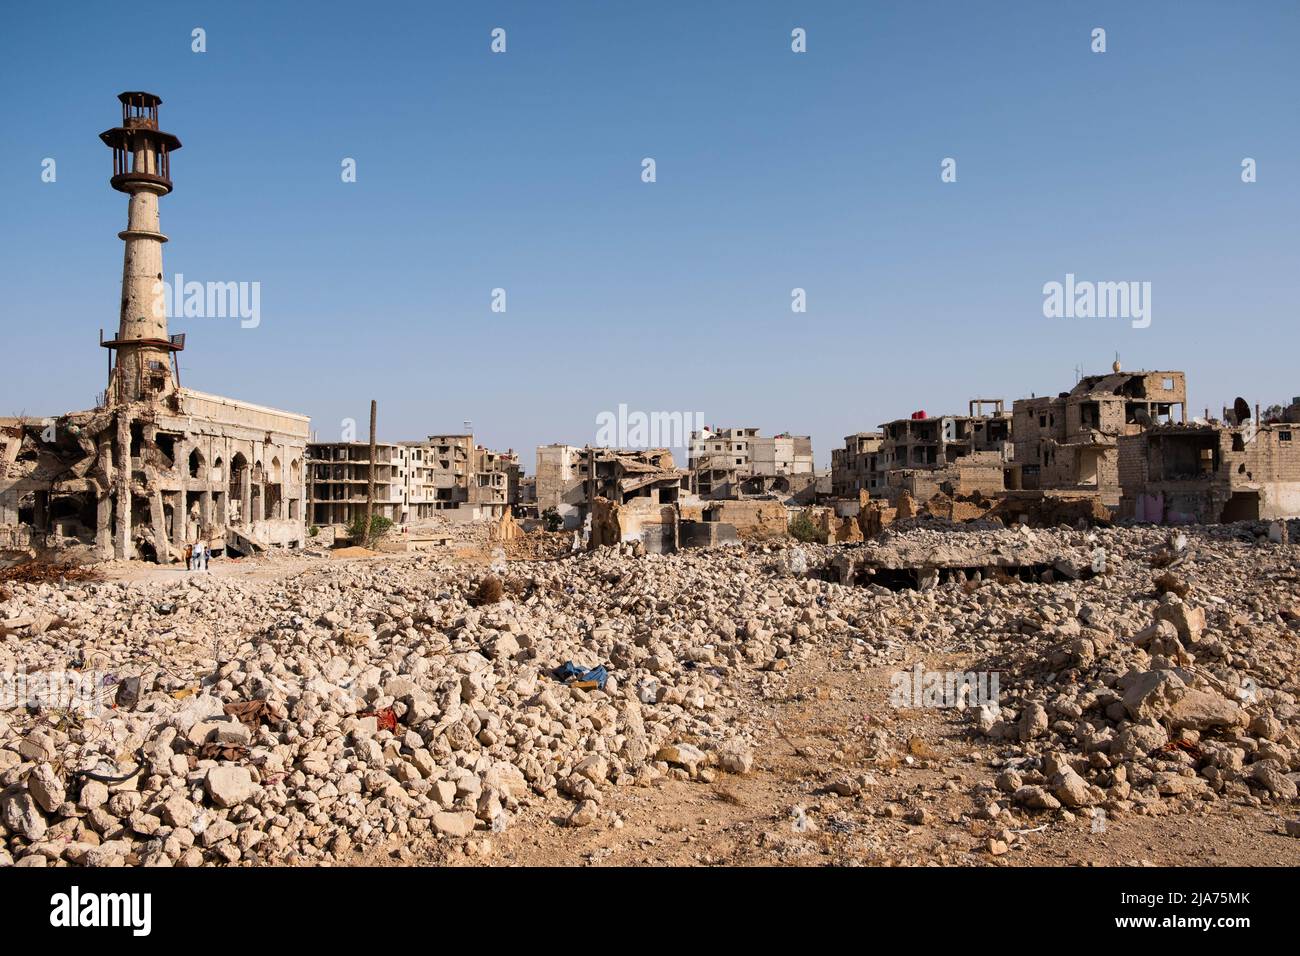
[{"left": 0, "top": 93, "right": 308, "bottom": 566}]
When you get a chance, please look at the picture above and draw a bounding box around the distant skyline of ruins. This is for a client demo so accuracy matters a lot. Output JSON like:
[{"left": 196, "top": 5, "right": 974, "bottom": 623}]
[{"left": 4, "top": 1, "right": 1297, "bottom": 468}]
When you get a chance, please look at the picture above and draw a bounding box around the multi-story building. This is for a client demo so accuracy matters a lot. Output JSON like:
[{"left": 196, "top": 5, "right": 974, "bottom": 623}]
[
  {"left": 307, "top": 434, "right": 519, "bottom": 528},
  {"left": 306, "top": 442, "right": 410, "bottom": 527},
  {"left": 831, "top": 432, "right": 884, "bottom": 497},
  {"left": 535, "top": 443, "right": 586, "bottom": 527},
  {"left": 879, "top": 400, "right": 1011, "bottom": 473},
  {"left": 422, "top": 434, "right": 473, "bottom": 512},
  {"left": 868, "top": 399, "right": 1013, "bottom": 500},
  {"left": 399, "top": 441, "right": 436, "bottom": 520},
  {"left": 1119, "top": 415, "right": 1300, "bottom": 523},
  {"left": 470, "top": 445, "right": 517, "bottom": 521},
  {"left": 687, "top": 427, "right": 814, "bottom": 499},
  {"left": 1013, "top": 368, "right": 1185, "bottom": 507},
  {"left": 688, "top": 427, "right": 759, "bottom": 497},
  {"left": 752, "top": 433, "right": 814, "bottom": 477}
]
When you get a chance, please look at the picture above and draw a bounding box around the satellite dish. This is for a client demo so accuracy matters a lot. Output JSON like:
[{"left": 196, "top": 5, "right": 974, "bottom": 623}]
[{"left": 1233, "top": 397, "right": 1251, "bottom": 423}]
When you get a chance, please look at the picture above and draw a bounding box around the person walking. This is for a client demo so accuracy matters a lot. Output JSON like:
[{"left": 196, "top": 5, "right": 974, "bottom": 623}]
[
  {"left": 190, "top": 540, "right": 203, "bottom": 572},
  {"left": 203, "top": 543, "right": 211, "bottom": 571}
]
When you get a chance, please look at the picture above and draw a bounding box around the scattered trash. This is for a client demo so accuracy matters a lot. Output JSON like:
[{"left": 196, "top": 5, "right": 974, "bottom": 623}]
[
  {"left": 1238, "top": 677, "right": 1258, "bottom": 704},
  {"left": 73, "top": 749, "right": 145, "bottom": 787},
  {"left": 358, "top": 706, "right": 398, "bottom": 733},
  {"left": 195, "top": 742, "right": 248, "bottom": 763},
  {"left": 552, "top": 661, "right": 608, "bottom": 691},
  {"left": 224, "top": 699, "right": 284, "bottom": 729},
  {"left": 1154, "top": 739, "right": 1204, "bottom": 761}
]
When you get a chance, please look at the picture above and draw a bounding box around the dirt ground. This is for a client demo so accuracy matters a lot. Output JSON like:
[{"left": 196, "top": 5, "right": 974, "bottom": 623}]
[{"left": 370, "top": 627, "right": 1300, "bottom": 869}]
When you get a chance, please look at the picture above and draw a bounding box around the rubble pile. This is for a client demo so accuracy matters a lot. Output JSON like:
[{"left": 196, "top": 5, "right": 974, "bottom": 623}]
[
  {"left": 0, "top": 543, "right": 860, "bottom": 866},
  {"left": 0, "top": 564, "right": 103, "bottom": 586},
  {"left": 503, "top": 530, "right": 573, "bottom": 562},
  {"left": 963, "top": 525, "right": 1300, "bottom": 826},
  {"left": 1, "top": 520, "right": 1295, "bottom": 867}
]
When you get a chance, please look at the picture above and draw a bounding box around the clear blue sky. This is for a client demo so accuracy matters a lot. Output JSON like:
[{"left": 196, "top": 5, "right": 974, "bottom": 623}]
[{"left": 3, "top": 1, "right": 1296, "bottom": 469}]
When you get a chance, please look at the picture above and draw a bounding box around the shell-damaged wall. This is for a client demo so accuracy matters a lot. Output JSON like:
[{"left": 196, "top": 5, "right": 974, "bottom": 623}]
[{"left": 1, "top": 388, "right": 308, "bottom": 565}]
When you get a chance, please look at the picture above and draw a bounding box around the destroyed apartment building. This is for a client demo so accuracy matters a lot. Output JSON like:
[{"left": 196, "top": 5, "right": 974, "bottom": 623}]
[
  {"left": 575, "top": 444, "right": 787, "bottom": 551},
  {"left": 874, "top": 399, "right": 1013, "bottom": 500},
  {"left": 585, "top": 448, "right": 691, "bottom": 553},
  {"left": 827, "top": 375, "right": 1193, "bottom": 533},
  {"left": 536, "top": 443, "right": 691, "bottom": 529},
  {"left": 831, "top": 432, "right": 884, "bottom": 498},
  {"left": 821, "top": 367, "right": 1300, "bottom": 533},
  {"left": 534, "top": 443, "right": 586, "bottom": 529},
  {"left": 1012, "top": 366, "right": 1186, "bottom": 507},
  {"left": 1, "top": 93, "right": 308, "bottom": 566},
  {"left": 421, "top": 435, "right": 518, "bottom": 523},
  {"left": 307, "top": 433, "right": 519, "bottom": 529},
  {"left": 687, "top": 427, "right": 816, "bottom": 500},
  {"left": 1118, "top": 397, "right": 1300, "bottom": 524},
  {"left": 306, "top": 442, "right": 411, "bottom": 527}
]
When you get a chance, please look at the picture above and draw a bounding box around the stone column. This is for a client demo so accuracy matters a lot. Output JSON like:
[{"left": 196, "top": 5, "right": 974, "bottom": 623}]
[
  {"left": 175, "top": 437, "right": 189, "bottom": 546},
  {"left": 114, "top": 412, "right": 132, "bottom": 559},
  {"left": 95, "top": 492, "right": 112, "bottom": 558},
  {"left": 279, "top": 442, "right": 290, "bottom": 520},
  {"left": 241, "top": 465, "right": 252, "bottom": 526},
  {"left": 150, "top": 491, "right": 171, "bottom": 564},
  {"left": 170, "top": 491, "right": 185, "bottom": 552}
]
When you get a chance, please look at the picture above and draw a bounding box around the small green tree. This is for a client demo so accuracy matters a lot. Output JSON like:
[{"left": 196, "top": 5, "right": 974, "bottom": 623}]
[
  {"left": 347, "top": 513, "right": 393, "bottom": 547},
  {"left": 308, "top": 524, "right": 319, "bottom": 538},
  {"left": 788, "top": 511, "right": 827, "bottom": 544},
  {"left": 541, "top": 507, "right": 563, "bottom": 532}
]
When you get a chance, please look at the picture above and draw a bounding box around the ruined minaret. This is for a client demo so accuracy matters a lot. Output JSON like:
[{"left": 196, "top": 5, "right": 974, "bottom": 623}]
[{"left": 99, "top": 92, "right": 182, "bottom": 405}]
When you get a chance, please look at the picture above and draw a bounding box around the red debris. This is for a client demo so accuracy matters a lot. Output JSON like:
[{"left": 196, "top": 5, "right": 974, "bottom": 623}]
[{"left": 360, "top": 706, "right": 398, "bottom": 733}]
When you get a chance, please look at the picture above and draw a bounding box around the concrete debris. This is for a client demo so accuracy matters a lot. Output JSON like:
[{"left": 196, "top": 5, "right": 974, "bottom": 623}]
[
  {"left": 0, "top": 516, "right": 1297, "bottom": 867},
  {"left": 0, "top": 541, "right": 781, "bottom": 866},
  {"left": 960, "top": 522, "right": 1300, "bottom": 835}
]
